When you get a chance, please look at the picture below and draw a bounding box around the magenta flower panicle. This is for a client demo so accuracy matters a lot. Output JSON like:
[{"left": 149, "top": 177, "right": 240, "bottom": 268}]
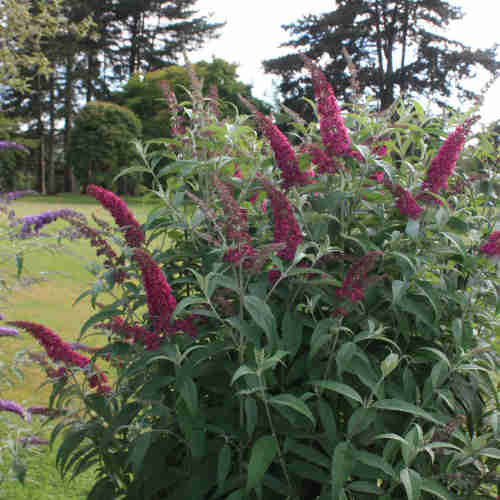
[
  {"left": 87, "top": 185, "right": 145, "bottom": 247},
  {"left": 302, "top": 56, "right": 354, "bottom": 159},
  {"left": 133, "top": 249, "right": 178, "bottom": 334},
  {"left": 479, "top": 231, "right": 500, "bottom": 258},
  {"left": 98, "top": 316, "right": 161, "bottom": 350},
  {"left": 260, "top": 178, "right": 302, "bottom": 262},
  {"left": 8, "top": 321, "right": 109, "bottom": 393},
  {"left": 418, "top": 117, "right": 478, "bottom": 203},
  {"left": 213, "top": 174, "right": 251, "bottom": 243},
  {"left": 336, "top": 251, "right": 383, "bottom": 302},
  {"left": 250, "top": 110, "right": 311, "bottom": 190}
]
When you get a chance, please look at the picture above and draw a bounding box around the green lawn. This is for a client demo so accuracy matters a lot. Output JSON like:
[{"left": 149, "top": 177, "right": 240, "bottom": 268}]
[{"left": 0, "top": 193, "right": 157, "bottom": 499}]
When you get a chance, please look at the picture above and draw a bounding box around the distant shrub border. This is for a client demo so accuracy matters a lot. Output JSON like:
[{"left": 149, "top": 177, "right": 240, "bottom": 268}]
[{"left": 2, "top": 59, "right": 500, "bottom": 499}]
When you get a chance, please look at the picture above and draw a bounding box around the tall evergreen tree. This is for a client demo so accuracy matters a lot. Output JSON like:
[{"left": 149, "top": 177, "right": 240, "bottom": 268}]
[{"left": 263, "top": 0, "right": 500, "bottom": 113}]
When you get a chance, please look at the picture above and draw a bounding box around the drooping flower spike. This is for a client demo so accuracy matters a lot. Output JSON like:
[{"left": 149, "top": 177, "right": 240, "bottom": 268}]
[
  {"left": 8, "top": 321, "right": 110, "bottom": 393},
  {"left": 87, "top": 185, "right": 145, "bottom": 247},
  {"left": 0, "top": 399, "right": 30, "bottom": 421}
]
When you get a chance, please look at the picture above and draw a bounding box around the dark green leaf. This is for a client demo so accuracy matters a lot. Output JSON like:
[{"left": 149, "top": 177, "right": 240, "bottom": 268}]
[
  {"left": 246, "top": 435, "right": 278, "bottom": 492},
  {"left": 269, "top": 394, "right": 316, "bottom": 426}
]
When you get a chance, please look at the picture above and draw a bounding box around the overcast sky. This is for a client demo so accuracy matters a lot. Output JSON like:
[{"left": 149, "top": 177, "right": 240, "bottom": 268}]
[{"left": 192, "top": 1, "right": 500, "bottom": 124}]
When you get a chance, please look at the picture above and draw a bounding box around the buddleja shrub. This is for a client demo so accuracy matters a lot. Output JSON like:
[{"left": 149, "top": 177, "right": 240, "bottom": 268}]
[{"left": 20, "top": 60, "right": 500, "bottom": 500}]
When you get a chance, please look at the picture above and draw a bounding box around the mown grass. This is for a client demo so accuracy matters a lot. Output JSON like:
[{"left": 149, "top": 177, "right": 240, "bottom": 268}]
[{"left": 0, "top": 194, "right": 157, "bottom": 499}]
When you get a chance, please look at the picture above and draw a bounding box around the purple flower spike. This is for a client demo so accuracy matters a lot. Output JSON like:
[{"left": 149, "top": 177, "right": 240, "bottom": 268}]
[
  {"left": 0, "top": 190, "right": 38, "bottom": 204},
  {"left": 0, "top": 326, "right": 19, "bottom": 337},
  {"left": 0, "top": 141, "right": 29, "bottom": 154},
  {"left": 18, "top": 436, "right": 49, "bottom": 446},
  {"left": 13, "top": 208, "right": 85, "bottom": 237},
  {"left": 0, "top": 399, "right": 30, "bottom": 421}
]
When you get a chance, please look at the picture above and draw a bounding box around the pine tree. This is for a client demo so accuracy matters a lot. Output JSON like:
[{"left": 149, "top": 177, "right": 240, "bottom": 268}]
[{"left": 263, "top": 0, "right": 500, "bottom": 113}]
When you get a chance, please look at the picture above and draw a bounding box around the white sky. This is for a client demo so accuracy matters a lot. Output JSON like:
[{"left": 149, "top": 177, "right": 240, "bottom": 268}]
[{"left": 192, "top": 0, "right": 500, "bottom": 124}]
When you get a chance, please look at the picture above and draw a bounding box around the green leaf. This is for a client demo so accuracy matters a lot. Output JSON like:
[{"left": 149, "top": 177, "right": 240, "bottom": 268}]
[
  {"left": 392, "top": 280, "right": 408, "bottom": 305},
  {"left": 127, "top": 433, "right": 153, "bottom": 475},
  {"left": 244, "top": 295, "right": 277, "bottom": 348},
  {"left": 479, "top": 447, "right": 500, "bottom": 459},
  {"left": 231, "top": 365, "right": 256, "bottom": 385},
  {"left": 381, "top": 353, "right": 400, "bottom": 378},
  {"left": 217, "top": 445, "right": 232, "bottom": 488},
  {"left": 178, "top": 377, "right": 198, "bottom": 416},
  {"left": 281, "top": 311, "right": 303, "bottom": 359},
  {"left": 79, "top": 307, "right": 121, "bottom": 337},
  {"left": 406, "top": 219, "right": 420, "bottom": 239},
  {"left": 374, "top": 399, "right": 442, "bottom": 425},
  {"left": 15, "top": 254, "right": 23, "bottom": 279},
  {"left": 348, "top": 407, "right": 377, "bottom": 438},
  {"left": 348, "top": 480, "right": 384, "bottom": 495},
  {"left": 355, "top": 450, "right": 395, "bottom": 478},
  {"left": 421, "top": 478, "right": 458, "bottom": 500},
  {"left": 113, "top": 165, "right": 151, "bottom": 182},
  {"left": 311, "top": 380, "right": 363, "bottom": 405},
  {"left": 245, "top": 398, "right": 258, "bottom": 439},
  {"left": 318, "top": 398, "right": 338, "bottom": 445},
  {"left": 331, "top": 441, "right": 355, "bottom": 500},
  {"left": 172, "top": 296, "right": 208, "bottom": 320},
  {"left": 246, "top": 435, "right": 278, "bottom": 492},
  {"left": 400, "top": 468, "right": 422, "bottom": 500},
  {"left": 269, "top": 394, "right": 316, "bottom": 426},
  {"left": 12, "top": 458, "right": 26, "bottom": 484}
]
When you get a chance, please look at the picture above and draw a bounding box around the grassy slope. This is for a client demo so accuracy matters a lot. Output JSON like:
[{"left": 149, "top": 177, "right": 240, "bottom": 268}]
[{"left": 0, "top": 194, "right": 155, "bottom": 499}]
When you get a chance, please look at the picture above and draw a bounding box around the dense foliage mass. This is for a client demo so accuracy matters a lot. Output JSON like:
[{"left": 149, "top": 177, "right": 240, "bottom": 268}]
[
  {"left": 3, "top": 61, "right": 500, "bottom": 500},
  {"left": 68, "top": 102, "right": 142, "bottom": 192}
]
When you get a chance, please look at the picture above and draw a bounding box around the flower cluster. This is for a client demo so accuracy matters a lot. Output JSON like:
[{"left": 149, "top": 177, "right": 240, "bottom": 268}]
[
  {"left": 253, "top": 112, "right": 312, "bottom": 190},
  {"left": 0, "top": 190, "right": 37, "bottom": 204},
  {"left": 133, "top": 249, "right": 177, "bottom": 333},
  {"left": 27, "top": 405, "right": 66, "bottom": 418},
  {"left": 0, "top": 140, "right": 29, "bottom": 154},
  {"left": 418, "top": 117, "right": 477, "bottom": 203},
  {"left": 336, "top": 251, "right": 383, "bottom": 302},
  {"left": 224, "top": 245, "right": 258, "bottom": 268},
  {"left": 479, "top": 231, "right": 500, "bottom": 258},
  {"left": 157, "top": 80, "right": 186, "bottom": 136},
  {"left": 18, "top": 436, "right": 49, "bottom": 447},
  {"left": 0, "top": 326, "right": 19, "bottom": 337},
  {"left": 8, "top": 321, "right": 109, "bottom": 393},
  {"left": 260, "top": 178, "right": 302, "bottom": 261},
  {"left": 301, "top": 144, "right": 340, "bottom": 174},
  {"left": 0, "top": 399, "right": 30, "bottom": 421},
  {"left": 98, "top": 316, "right": 161, "bottom": 350},
  {"left": 87, "top": 185, "right": 145, "bottom": 247},
  {"left": 213, "top": 174, "right": 251, "bottom": 243},
  {"left": 13, "top": 208, "right": 85, "bottom": 237},
  {"left": 303, "top": 56, "right": 355, "bottom": 159}
]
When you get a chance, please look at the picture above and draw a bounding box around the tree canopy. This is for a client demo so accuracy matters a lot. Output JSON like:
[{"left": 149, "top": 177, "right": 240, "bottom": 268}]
[{"left": 263, "top": 0, "right": 500, "bottom": 114}]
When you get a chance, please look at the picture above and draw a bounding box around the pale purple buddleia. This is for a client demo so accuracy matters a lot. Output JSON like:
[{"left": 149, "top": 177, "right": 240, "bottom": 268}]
[
  {"left": 13, "top": 208, "right": 86, "bottom": 237},
  {"left": 0, "top": 190, "right": 38, "bottom": 205},
  {"left": 0, "top": 326, "right": 19, "bottom": 337},
  {"left": 0, "top": 399, "right": 30, "bottom": 421},
  {"left": 0, "top": 141, "right": 29, "bottom": 154},
  {"left": 18, "top": 436, "right": 49, "bottom": 446}
]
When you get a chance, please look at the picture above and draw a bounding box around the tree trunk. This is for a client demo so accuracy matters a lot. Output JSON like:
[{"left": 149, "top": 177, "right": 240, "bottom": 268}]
[
  {"left": 36, "top": 75, "right": 46, "bottom": 195},
  {"left": 63, "top": 55, "right": 78, "bottom": 193},
  {"left": 47, "top": 72, "right": 56, "bottom": 194}
]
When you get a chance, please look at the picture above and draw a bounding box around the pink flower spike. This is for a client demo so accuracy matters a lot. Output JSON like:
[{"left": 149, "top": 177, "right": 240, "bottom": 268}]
[
  {"left": 8, "top": 321, "right": 108, "bottom": 393},
  {"left": 86, "top": 185, "right": 144, "bottom": 247},
  {"left": 260, "top": 178, "right": 302, "bottom": 262},
  {"left": 418, "top": 117, "right": 478, "bottom": 202},
  {"left": 254, "top": 112, "right": 312, "bottom": 190},
  {"left": 337, "top": 251, "right": 383, "bottom": 303},
  {"left": 479, "top": 231, "right": 500, "bottom": 258}
]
